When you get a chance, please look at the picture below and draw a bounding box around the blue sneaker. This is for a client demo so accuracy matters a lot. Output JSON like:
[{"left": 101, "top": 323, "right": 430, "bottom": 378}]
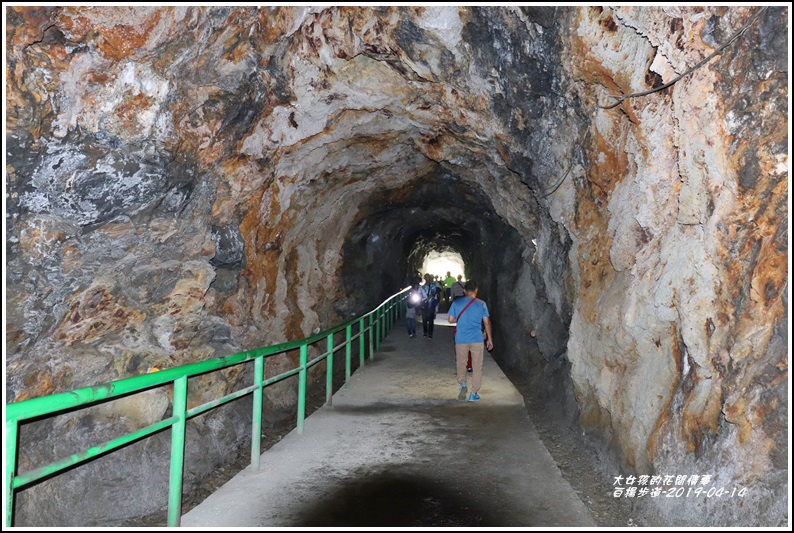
[
  {"left": 468, "top": 392, "right": 480, "bottom": 402},
  {"left": 458, "top": 381, "right": 468, "bottom": 400}
]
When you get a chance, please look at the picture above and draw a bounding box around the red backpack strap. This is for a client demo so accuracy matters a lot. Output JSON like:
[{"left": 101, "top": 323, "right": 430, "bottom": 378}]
[
  {"left": 453, "top": 298, "right": 477, "bottom": 336},
  {"left": 457, "top": 298, "right": 477, "bottom": 320}
]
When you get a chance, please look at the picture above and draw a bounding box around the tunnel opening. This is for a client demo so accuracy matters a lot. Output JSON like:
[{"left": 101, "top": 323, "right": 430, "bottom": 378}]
[{"left": 419, "top": 250, "right": 465, "bottom": 282}]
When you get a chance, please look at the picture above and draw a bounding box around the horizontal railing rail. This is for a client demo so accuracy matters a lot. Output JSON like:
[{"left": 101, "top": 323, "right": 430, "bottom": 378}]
[{"left": 5, "top": 287, "right": 409, "bottom": 527}]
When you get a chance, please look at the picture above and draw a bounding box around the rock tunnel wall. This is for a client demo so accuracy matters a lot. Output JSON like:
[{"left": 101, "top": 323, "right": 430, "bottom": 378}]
[
  {"left": 557, "top": 7, "right": 788, "bottom": 525},
  {"left": 4, "top": 6, "right": 788, "bottom": 526}
]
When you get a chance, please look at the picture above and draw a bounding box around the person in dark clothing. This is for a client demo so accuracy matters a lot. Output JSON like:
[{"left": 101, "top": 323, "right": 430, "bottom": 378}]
[
  {"left": 419, "top": 273, "right": 440, "bottom": 339},
  {"left": 405, "top": 279, "right": 421, "bottom": 338}
]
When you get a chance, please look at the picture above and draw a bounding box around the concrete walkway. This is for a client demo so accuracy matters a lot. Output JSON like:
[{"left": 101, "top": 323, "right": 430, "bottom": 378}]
[{"left": 182, "top": 319, "right": 595, "bottom": 527}]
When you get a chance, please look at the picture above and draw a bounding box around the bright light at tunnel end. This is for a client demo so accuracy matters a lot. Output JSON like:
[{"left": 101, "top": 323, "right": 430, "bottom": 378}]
[{"left": 421, "top": 251, "right": 465, "bottom": 280}]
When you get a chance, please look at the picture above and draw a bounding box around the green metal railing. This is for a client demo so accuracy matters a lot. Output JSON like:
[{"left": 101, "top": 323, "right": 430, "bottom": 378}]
[{"left": 5, "top": 288, "right": 409, "bottom": 527}]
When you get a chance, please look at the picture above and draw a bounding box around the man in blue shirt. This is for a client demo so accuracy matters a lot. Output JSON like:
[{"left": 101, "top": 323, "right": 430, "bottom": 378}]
[{"left": 447, "top": 280, "right": 493, "bottom": 402}]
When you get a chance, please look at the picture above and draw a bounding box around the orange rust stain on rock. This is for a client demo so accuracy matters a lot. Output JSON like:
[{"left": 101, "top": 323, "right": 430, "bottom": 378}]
[
  {"left": 86, "top": 70, "right": 112, "bottom": 86},
  {"left": 114, "top": 92, "right": 154, "bottom": 125},
  {"left": 567, "top": 17, "right": 626, "bottom": 101},
  {"left": 254, "top": 7, "right": 297, "bottom": 45},
  {"left": 16, "top": 371, "right": 56, "bottom": 402},
  {"left": 55, "top": 285, "right": 146, "bottom": 345},
  {"left": 57, "top": 11, "right": 92, "bottom": 40},
  {"left": 574, "top": 184, "right": 615, "bottom": 323},
  {"left": 356, "top": 134, "right": 408, "bottom": 159},
  {"left": 682, "top": 386, "right": 722, "bottom": 453},
  {"left": 227, "top": 39, "right": 250, "bottom": 64},
  {"left": 599, "top": 13, "right": 619, "bottom": 33},
  {"left": 713, "top": 152, "right": 787, "bottom": 366},
  {"left": 722, "top": 397, "right": 751, "bottom": 443},
  {"left": 240, "top": 182, "right": 284, "bottom": 322},
  {"left": 8, "top": 12, "right": 73, "bottom": 136},
  {"left": 751, "top": 246, "right": 787, "bottom": 309},
  {"left": 218, "top": 298, "right": 246, "bottom": 329},
  {"left": 8, "top": 6, "right": 59, "bottom": 54},
  {"left": 750, "top": 397, "right": 779, "bottom": 428},
  {"left": 94, "top": 11, "right": 164, "bottom": 62},
  {"left": 588, "top": 127, "right": 629, "bottom": 196},
  {"left": 18, "top": 225, "right": 66, "bottom": 260},
  {"left": 281, "top": 246, "right": 307, "bottom": 342},
  {"left": 419, "top": 132, "right": 446, "bottom": 162}
]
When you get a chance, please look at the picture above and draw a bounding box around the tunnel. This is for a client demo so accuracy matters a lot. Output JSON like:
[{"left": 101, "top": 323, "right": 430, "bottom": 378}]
[{"left": 4, "top": 5, "right": 788, "bottom": 527}]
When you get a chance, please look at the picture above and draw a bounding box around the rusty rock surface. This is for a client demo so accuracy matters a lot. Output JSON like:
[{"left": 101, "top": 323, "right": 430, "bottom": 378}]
[{"left": 558, "top": 6, "right": 787, "bottom": 526}]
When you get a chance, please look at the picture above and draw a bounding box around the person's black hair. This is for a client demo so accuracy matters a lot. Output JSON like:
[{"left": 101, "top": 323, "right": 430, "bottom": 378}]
[{"left": 464, "top": 280, "right": 478, "bottom": 292}]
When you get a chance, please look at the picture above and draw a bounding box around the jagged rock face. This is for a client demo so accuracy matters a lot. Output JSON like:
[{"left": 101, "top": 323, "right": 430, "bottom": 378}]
[
  {"left": 5, "top": 6, "right": 787, "bottom": 526},
  {"left": 556, "top": 6, "right": 788, "bottom": 525}
]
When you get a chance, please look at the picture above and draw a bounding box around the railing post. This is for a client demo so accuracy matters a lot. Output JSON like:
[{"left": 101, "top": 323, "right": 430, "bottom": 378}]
[
  {"left": 345, "top": 325, "right": 352, "bottom": 388},
  {"left": 251, "top": 355, "right": 264, "bottom": 470},
  {"left": 297, "top": 344, "right": 308, "bottom": 434},
  {"left": 167, "top": 376, "right": 188, "bottom": 527},
  {"left": 5, "top": 417, "right": 18, "bottom": 527},
  {"left": 359, "top": 317, "right": 365, "bottom": 368},
  {"left": 375, "top": 309, "right": 381, "bottom": 352},
  {"left": 368, "top": 314, "right": 375, "bottom": 361},
  {"left": 326, "top": 333, "right": 334, "bottom": 406}
]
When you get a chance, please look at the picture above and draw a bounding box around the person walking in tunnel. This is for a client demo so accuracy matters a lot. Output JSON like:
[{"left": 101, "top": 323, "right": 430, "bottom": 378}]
[
  {"left": 419, "top": 273, "right": 440, "bottom": 338},
  {"left": 450, "top": 275, "right": 466, "bottom": 302},
  {"left": 448, "top": 280, "right": 493, "bottom": 402},
  {"left": 443, "top": 271, "right": 456, "bottom": 304},
  {"left": 405, "top": 279, "right": 421, "bottom": 338}
]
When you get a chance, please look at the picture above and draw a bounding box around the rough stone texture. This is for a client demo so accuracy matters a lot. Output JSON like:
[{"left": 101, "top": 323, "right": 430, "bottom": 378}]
[
  {"left": 4, "top": 5, "right": 787, "bottom": 526},
  {"left": 557, "top": 6, "right": 788, "bottom": 526}
]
